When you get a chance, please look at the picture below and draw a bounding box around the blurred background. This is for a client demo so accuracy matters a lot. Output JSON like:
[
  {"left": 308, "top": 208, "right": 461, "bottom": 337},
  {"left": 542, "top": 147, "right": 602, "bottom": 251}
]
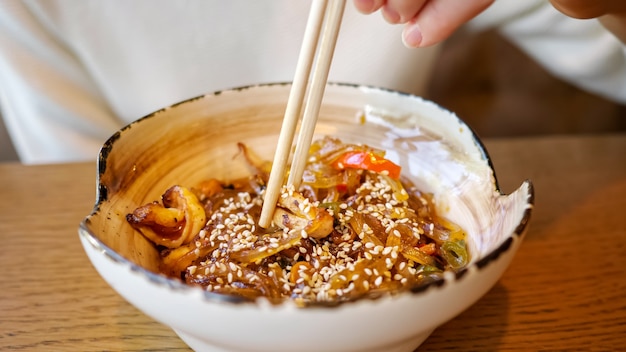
[
  {"left": 426, "top": 28, "right": 626, "bottom": 138},
  {"left": 1, "top": 29, "right": 625, "bottom": 163}
]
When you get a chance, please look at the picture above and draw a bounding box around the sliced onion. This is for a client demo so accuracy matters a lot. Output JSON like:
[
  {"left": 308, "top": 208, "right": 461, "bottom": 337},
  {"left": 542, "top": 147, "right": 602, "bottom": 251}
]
[{"left": 229, "top": 230, "right": 302, "bottom": 264}]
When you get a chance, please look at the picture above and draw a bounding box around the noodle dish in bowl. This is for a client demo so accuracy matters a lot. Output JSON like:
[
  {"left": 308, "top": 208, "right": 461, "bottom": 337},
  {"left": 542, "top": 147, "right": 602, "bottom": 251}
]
[{"left": 79, "top": 83, "right": 533, "bottom": 352}]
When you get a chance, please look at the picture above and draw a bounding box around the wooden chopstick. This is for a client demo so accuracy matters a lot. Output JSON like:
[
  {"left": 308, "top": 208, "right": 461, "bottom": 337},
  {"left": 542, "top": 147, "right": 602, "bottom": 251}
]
[
  {"left": 259, "top": 0, "right": 346, "bottom": 228},
  {"left": 287, "top": 0, "right": 346, "bottom": 188}
]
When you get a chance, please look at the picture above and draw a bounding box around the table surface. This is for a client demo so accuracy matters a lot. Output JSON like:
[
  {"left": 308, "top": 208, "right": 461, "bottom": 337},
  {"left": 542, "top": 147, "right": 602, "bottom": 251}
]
[{"left": 1, "top": 133, "right": 625, "bottom": 351}]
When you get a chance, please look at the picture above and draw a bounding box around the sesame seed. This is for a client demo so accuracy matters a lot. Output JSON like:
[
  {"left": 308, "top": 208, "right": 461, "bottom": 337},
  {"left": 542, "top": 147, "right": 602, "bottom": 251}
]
[
  {"left": 374, "top": 276, "right": 383, "bottom": 287},
  {"left": 311, "top": 272, "right": 319, "bottom": 282}
]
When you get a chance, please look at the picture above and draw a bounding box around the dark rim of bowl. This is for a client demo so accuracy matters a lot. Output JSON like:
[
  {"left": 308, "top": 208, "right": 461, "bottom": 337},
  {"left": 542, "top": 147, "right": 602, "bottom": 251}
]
[{"left": 80, "top": 81, "right": 535, "bottom": 308}]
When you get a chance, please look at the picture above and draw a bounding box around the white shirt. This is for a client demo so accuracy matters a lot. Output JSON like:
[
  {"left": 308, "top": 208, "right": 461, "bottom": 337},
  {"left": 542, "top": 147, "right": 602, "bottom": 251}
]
[{"left": 0, "top": 0, "right": 624, "bottom": 164}]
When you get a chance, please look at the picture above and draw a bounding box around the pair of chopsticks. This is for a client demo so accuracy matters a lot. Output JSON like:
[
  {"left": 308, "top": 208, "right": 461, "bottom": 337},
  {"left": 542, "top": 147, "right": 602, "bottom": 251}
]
[{"left": 258, "top": 0, "right": 346, "bottom": 228}]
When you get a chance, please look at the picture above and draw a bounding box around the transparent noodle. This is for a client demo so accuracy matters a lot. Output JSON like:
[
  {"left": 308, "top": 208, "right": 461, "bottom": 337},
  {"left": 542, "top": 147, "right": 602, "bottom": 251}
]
[{"left": 127, "top": 136, "right": 470, "bottom": 305}]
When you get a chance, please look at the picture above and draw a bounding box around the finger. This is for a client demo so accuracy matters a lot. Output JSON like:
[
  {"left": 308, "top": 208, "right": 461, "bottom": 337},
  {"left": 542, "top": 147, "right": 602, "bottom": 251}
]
[
  {"left": 402, "top": 0, "right": 493, "bottom": 47},
  {"left": 549, "top": 0, "right": 626, "bottom": 19},
  {"left": 382, "top": 0, "right": 427, "bottom": 24},
  {"left": 353, "top": 0, "right": 386, "bottom": 14}
]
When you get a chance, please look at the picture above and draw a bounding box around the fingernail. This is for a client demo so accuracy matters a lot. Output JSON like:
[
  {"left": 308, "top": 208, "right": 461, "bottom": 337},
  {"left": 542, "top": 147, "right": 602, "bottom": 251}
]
[{"left": 403, "top": 23, "right": 423, "bottom": 48}]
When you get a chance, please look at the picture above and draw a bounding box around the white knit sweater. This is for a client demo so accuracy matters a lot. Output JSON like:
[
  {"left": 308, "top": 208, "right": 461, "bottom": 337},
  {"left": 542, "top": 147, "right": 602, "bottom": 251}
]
[{"left": 0, "top": 0, "right": 623, "bottom": 163}]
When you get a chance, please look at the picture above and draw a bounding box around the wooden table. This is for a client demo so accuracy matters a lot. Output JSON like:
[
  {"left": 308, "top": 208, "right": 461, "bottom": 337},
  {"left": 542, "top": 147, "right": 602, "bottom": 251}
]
[{"left": 1, "top": 133, "right": 625, "bottom": 351}]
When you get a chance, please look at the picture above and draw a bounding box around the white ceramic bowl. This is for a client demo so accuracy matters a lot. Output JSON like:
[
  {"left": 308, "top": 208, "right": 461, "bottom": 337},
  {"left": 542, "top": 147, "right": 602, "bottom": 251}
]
[{"left": 79, "top": 83, "right": 533, "bottom": 352}]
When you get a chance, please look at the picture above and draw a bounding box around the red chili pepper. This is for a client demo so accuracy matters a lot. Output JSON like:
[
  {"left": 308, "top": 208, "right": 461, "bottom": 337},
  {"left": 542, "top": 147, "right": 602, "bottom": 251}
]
[
  {"left": 332, "top": 151, "right": 402, "bottom": 179},
  {"left": 419, "top": 243, "right": 436, "bottom": 256}
]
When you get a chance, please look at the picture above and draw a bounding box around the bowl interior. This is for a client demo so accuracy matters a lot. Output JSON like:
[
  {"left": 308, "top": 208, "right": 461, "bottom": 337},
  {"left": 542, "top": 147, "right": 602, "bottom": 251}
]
[{"left": 82, "top": 83, "right": 532, "bottom": 295}]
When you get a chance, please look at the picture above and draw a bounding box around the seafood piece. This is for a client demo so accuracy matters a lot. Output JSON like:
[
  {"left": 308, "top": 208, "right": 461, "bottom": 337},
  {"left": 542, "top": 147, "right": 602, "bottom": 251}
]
[
  {"left": 126, "top": 185, "right": 206, "bottom": 248},
  {"left": 273, "top": 186, "right": 334, "bottom": 239}
]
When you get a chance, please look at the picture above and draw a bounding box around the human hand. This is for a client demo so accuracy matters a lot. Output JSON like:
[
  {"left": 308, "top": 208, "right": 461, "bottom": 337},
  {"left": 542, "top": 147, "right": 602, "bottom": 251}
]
[
  {"left": 352, "top": 0, "right": 494, "bottom": 48},
  {"left": 549, "top": 0, "right": 626, "bottom": 43}
]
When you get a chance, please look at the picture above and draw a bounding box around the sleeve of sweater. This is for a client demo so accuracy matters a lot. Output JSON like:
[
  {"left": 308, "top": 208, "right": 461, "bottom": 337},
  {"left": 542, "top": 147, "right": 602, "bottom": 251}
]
[
  {"left": 0, "top": 1, "right": 122, "bottom": 164},
  {"left": 469, "top": 0, "right": 626, "bottom": 104}
]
